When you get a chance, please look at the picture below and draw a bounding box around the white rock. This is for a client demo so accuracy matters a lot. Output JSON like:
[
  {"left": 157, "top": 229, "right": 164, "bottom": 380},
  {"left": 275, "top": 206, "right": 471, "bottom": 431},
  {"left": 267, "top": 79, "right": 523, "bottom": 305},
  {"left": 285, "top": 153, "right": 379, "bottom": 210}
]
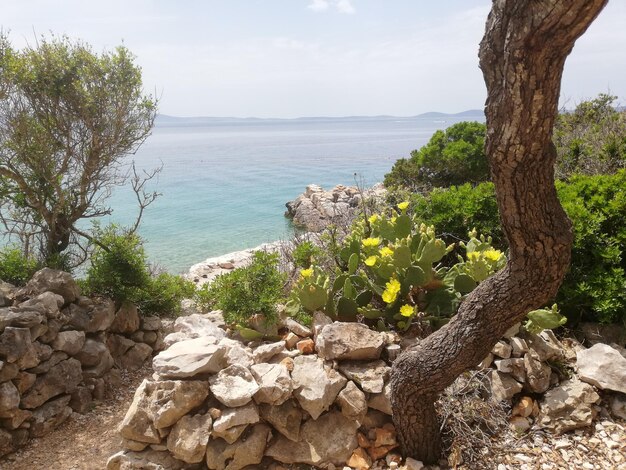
[
  {"left": 252, "top": 341, "right": 286, "bottom": 363},
  {"left": 338, "top": 360, "right": 390, "bottom": 393},
  {"left": 403, "top": 458, "right": 425, "bottom": 470},
  {"left": 576, "top": 343, "right": 626, "bottom": 394},
  {"left": 524, "top": 353, "right": 551, "bottom": 393},
  {"left": 251, "top": 363, "right": 292, "bottom": 405},
  {"left": 492, "top": 341, "right": 512, "bottom": 359},
  {"left": 209, "top": 364, "right": 260, "bottom": 407},
  {"left": 510, "top": 337, "right": 529, "bottom": 357},
  {"left": 205, "top": 424, "right": 270, "bottom": 470},
  {"left": 173, "top": 313, "right": 225, "bottom": 341},
  {"left": 368, "top": 382, "right": 392, "bottom": 415},
  {"left": 316, "top": 322, "right": 385, "bottom": 360},
  {"left": 283, "top": 317, "right": 312, "bottom": 337},
  {"left": 335, "top": 380, "right": 367, "bottom": 420},
  {"left": 219, "top": 337, "right": 254, "bottom": 368},
  {"left": 152, "top": 336, "right": 227, "bottom": 379},
  {"left": 538, "top": 378, "right": 600, "bottom": 434},
  {"left": 495, "top": 358, "right": 526, "bottom": 383},
  {"left": 488, "top": 370, "right": 523, "bottom": 402},
  {"left": 212, "top": 402, "right": 259, "bottom": 433},
  {"left": 291, "top": 355, "right": 346, "bottom": 419},
  {"left": 166, "top": 413, "right": 212, "bottom": 464}
]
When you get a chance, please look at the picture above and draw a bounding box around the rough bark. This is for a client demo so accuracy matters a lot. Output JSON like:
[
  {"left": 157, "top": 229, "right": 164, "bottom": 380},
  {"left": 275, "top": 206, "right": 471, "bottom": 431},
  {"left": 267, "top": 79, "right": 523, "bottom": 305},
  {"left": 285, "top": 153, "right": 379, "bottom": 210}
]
[{"left": 390, "top": 0, "right": 608, "bottom": 463}]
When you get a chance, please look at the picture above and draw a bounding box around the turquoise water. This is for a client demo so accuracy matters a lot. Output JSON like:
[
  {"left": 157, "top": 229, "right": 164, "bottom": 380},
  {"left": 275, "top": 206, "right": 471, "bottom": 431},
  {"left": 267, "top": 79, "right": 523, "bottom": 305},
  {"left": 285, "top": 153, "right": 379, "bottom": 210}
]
[{"left": 107, "top": 114, "right": 483, "bottom": 273}]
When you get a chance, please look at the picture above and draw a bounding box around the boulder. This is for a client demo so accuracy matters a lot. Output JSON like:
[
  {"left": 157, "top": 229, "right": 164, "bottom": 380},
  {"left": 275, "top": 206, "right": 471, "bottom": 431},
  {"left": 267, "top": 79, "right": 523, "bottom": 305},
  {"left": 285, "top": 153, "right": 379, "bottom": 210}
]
[
  {"left": 152, "top": 336, "right": 227, "bottom": 379},
  {"left": 119, "top": 379, "right": 209, "bottom": 443},
  {"left": 30, "top": 394, "right": 73, "bottom": 437},
  {"left": 538, "top": 378, "right": 600, "bottom": 434},
  {"left": 27, "top": 350, "right": 68, "bottom": 374},
  {"left": 250, "top": 363, "right": 292, "bottom": 405},
  {"left": 141, "top": 316, "right": 162, "bottom": 331},
  {"left": 19, "top": 292, "right": 64, "bottom": 319},
  {"left": 220, "top": 337, "right": 254, "bottom": 369},
  {"left": 211, "top": 424, "right": 248, "bottom": 444},
  {"left": 166, "top": 413, "right": 212, "bottom": 464},
  {"left": 0, "top": 326, "right": 37, "bottom": 365},
  {"left": 13, "top": 371, "right": 36, "bottom": 394},
  {"left": 524, "top": 353, "right": 552, "bottom": 393},
  {"left": 66, "top": 298, "right": 115, "bottom": 332},
  {"left": 524, "top": 330, "right": 564, "bottom": 362},
  {"left": 488, "top": 370, "right": 523, "bottom": 402},
  {"left": 107, "top": 450, "right": 188, "bottom": 470},
  {"left": 0, "top": 381, "right": 20, "bottom": 418},
  {"left": 252, "top": 341, "right": 286, "bottom": 363},
  {"left": 0, "top": 307, "right": 45, "bottom": 331},
  {"left": 495, "top": 358, "right": 526, "bottom": 383},
  {"left": 291, "top": 355, "right": 346, "bottom": 419},
  {"left": 74, "top": 338, "right": 109, "bottom": 367},
  {"left": 259, "top": 400, "right": 303, "bottom": 442},
  {"left": 576, "top": 343, "right": 626, "bottom": 394},
  {"left": 336, "top": 380, "right": 367, "bottom": 421},
  {"left": 69, "top": 386, "right": 93, "bottom": 413},
  {"left": 172, "top": 313, "right": 225, "bottom": 342},
  {"left": 316, "top": 323, "right": 385, "bottom": 361},
  {"left": 21, "top": 358, "right": 83, "bottom": 409},
  {"left": 212, "top": 402, "right": 259, "bottom": 433},
  {"left": 338, "top": 360, "right": 390, "bottom": 393},
  {"left": 82, "top": 348, "right": 114, "bottom": 379},
  {"left": 205, "top": 424, "right": 270, "bottom": 470},
  {"left": 23, "top": 268, "right": 79, "bottom": 304},
  {"left": 110, "top": 301, "right": 141, "bottom": 334},
  {"left": 491, "top": 341, "right": 512, "bottom": 359},
  {"left": 119, "top": 343, "right": 153, "bottom": 371},
  {"left": 266, "top": 411, "right": 359, "bottom": 466},
  {"left": 51, "top": 330, "right": 85, "bottom": 356},
  {"left": 209, "top": 364, "right": 259, "bottom": 407}
]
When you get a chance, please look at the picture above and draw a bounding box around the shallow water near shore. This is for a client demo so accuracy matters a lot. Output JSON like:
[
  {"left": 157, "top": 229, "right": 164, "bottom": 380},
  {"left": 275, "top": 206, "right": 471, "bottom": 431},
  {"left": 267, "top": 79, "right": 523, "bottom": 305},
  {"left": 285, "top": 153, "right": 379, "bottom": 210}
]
[{"left": 106, "top": 114, "right": 483, "bottom": 273}]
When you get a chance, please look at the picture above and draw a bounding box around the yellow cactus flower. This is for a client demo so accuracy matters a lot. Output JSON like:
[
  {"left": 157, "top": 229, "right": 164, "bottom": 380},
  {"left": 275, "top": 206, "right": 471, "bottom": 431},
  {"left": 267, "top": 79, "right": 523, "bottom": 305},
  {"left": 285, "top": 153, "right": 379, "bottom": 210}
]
[
  {"left": 483, "top": 249, "right": 503, "bottom": 262},
  {"left": 364, "top": 256, "right": 378, "bottom": 267},
  {"left": 399, "top": 304, "right": 414, "bottom": 317},
  {"left": 368, "top": 214, "right": 380, "bottom": 224},
  {"left": 362, "top": 237, "right": 380, "bottom": 248},
  {"left": 300, "top": 268, "right": 313, "bottom": 279},
  {"left": 398, "top": 201, "right": 409, "bottom": 211},
  {"left": 379, "top": 246, "right": 394, "bottom": 257},
  {"left": 390, "top": 216, "right": 397, "bottom": 224},
  {"left": 466, "top": 251, "right": 480, "bottom": 262},
  {"left": 382, "top": 278, "right": 401, "bottom": 304}
]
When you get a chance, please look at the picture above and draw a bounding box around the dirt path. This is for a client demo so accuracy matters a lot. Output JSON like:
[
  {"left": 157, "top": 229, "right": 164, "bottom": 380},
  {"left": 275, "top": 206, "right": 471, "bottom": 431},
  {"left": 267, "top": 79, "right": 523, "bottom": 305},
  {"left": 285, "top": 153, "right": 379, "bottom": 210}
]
[{"left": 1, "top": 365, "right": 151, "bottom": 470}]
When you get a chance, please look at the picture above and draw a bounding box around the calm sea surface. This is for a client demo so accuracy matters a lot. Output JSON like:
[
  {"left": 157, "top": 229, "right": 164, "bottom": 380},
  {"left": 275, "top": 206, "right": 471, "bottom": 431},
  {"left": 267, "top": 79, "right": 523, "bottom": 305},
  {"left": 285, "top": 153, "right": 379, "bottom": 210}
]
[{"left": 106, "top": 115, "right": 483, "bottom": 273}]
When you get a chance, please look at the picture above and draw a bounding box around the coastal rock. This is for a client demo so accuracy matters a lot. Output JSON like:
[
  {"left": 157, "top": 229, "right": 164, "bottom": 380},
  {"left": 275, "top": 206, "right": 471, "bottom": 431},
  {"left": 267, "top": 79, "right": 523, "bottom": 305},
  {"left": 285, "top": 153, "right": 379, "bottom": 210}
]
[
  {"left": 209, "top": 364, "right": 260, "bottom": 407},
  {"left": 22, "top": 268, "right": 80, "bottom": 304},
  {"left": 291, "top": 355, "right": 346, "bottom": 419},
  {"left": 336, "top": 380, "right": 368, "bottom": 421},
  {"left": 30, "top": 395, "right": 72, "bottom": 437},
  {"left": 51, "top": 330, "right": 85, "bottom": 356},
  {"left": 538, "top": 378, "right": 600, "bottom": 433},
  {"left": 266, "top": 410, "right": 359, "bottom": 466},
  {"left": 65, "top": 298, "right": 115, "bottom": 333},
  {"left": 316, "top": 322, "right": 385, "bottom": 361},
  {"left": 488, "top": 370, "right": 523, "bottom": 402},
  {"left": 205, "top": 424, "right": 270, "bottom": 470},
  {"left": 252, "top": 341, "right": 285, "bottom": 363},
  {"left": 110, "top": 301, "right": 141, "bottom": 334},
  {"left": 220, "top": 338, "right": 254, "bottom": 369},
  {"left": 576, "top": 343, "right": 626, "bottom": 394},
  {"left": 107, "top": 450, "right": 188, "bottom": 470},
  {"left": 152, "top": 336, "right": 227, "bottom": 379},
  {"left": 0, "top": 382, "right": 20, "bottom": 418},
  {"left": 166, "top": 413, "right": 212, "bottom": 464},
  {"left": 251, "top": 362, "right": 292, "bottom": 405},
  {"left": 21, "top": 358, "right": 83, "bottom": 409},
  {"left": 212, "top": 402, "right": 259, "bottom": 433},
  {"left": 338, "top": 360, "right": 390, "bottom": 394},
  {"left": 259, "top": 400, "right": 302, "bottom": 442}
]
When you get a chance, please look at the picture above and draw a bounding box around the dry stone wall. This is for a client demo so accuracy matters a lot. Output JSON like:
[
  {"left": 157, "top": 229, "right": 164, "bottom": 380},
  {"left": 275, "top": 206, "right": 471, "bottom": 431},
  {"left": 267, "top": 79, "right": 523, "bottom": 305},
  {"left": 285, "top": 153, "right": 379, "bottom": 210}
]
[
  {"left": 0, "top": 268, "right": 163, "bottom": 457},
  {"left": 107, "top": 310, "right": 625, "bottom": 470}
]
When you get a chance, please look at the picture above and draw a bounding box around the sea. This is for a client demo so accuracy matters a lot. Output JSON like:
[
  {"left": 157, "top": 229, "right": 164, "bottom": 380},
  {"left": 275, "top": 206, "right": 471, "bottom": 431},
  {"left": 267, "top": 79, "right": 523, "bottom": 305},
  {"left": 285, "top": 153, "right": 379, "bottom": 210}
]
[{"left": 106, "top": 112, "right": 484, "bottom": 273}]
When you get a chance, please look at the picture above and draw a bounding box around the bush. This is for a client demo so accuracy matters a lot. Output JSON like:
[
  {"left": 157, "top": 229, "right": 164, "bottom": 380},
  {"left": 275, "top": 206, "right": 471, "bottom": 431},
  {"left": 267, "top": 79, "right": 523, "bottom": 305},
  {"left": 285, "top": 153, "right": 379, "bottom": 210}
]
[
  {"left": 292, "top": 241, "right": 322, "bottom": 269},
  {"left": 197, "top": 251, "right": 285, "bottom": 327},
  {"left": 405, "top": 172, "right": 626, "bottom": 324},
  {"left": 134, "top": 272, "right": 197, "bottom": 317},
  {"left": 384, "top": 121, "right": 489, "bottom": 191},
  {"left": 0, "top": 247, "right": 39, "bottom": 286}
]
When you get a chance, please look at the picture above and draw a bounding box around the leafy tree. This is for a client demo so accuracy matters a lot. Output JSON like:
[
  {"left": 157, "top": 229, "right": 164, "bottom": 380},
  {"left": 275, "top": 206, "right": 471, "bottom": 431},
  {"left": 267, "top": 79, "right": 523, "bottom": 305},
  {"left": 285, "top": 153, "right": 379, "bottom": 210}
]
[
  {"left": 384, "top": 121, "right": 488, "bottom": 190},
  {"left": 390, "top": 0, "right": 607, "bottom": 462},
  {"left": 554, "top": 93, "right": 626, "bottom": 177},
  {"left": 0, "top": 34, "right": 157, "bottom": 268}
]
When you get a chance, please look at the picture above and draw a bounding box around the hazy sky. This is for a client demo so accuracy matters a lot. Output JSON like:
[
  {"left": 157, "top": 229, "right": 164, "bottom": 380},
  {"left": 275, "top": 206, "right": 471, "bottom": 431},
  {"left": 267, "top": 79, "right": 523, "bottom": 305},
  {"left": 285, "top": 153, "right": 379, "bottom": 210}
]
[{"left": 3, "top": 0, "right": 625, "bottom": 118}]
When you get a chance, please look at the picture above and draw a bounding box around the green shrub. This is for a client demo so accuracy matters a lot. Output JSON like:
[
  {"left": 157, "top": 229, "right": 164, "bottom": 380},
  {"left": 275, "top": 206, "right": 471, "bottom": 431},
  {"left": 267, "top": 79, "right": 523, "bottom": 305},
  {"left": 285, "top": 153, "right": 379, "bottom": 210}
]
[
  {"left": 197, "top": 251, "right": 285, "bottom": 327},
  {"left": 0, "top": 247, "right": 39, "bottom": 286},
  {"left": 134, "top": 272, "right": 197, "bottom": 317},
  {"left": 292, "top": 241, "right": 322, "bottom": 269},
  {"left": 83, "top": 225, "right": 150, "bottom": 302},
  {"left": 384, "top": 121, "right": 488, "bottom": 191}
]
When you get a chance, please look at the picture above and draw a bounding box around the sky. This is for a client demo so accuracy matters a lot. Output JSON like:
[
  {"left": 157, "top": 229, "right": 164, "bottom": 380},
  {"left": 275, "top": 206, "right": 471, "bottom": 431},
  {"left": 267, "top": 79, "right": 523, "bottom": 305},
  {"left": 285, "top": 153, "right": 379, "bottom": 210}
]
[{"left": 2, "top": 0, "right": 625, "bottom": 118}]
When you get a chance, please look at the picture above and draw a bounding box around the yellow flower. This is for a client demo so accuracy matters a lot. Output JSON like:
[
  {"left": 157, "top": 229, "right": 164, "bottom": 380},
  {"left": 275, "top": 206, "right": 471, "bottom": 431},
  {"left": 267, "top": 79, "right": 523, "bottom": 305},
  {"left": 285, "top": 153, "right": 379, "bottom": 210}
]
[
  {"left": 300, "top": 268, "right": 313, "bottom": 279},
  {"left": 368, "top": 214, "right": 379, "bottom": 224},
  {"left": 399, "top": 304, "right": 414, "bottom": 317},
  {"left": 483, "top": 249, "right": 503, "bottom": 262},
  {"left": 382, "top": 278, "right": 401, "bottom": 304},
  {"left": 364, "top": 256, "right": 378, "bottom": 267},
  {"left": 379, "top": 246, "right": 394, "bottom": 257},
  {"left": 466, "top": 251, "right": 480, "bottom": 262},
  {"left": 391, "top": 216, "right": 397, "bottom": 224},
  {"left": 398, "top": 201, "right": 409, "bottom": 211},
  {"left": 362, "top": 237, "right": 380, "bottom": 248}
]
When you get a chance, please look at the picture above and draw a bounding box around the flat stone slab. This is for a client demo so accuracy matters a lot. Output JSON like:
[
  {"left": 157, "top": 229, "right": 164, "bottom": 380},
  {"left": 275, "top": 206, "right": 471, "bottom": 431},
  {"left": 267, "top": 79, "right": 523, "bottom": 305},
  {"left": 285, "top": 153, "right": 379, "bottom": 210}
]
[{"left": 152, "top": 336, "right": 227, "bottom": 379}]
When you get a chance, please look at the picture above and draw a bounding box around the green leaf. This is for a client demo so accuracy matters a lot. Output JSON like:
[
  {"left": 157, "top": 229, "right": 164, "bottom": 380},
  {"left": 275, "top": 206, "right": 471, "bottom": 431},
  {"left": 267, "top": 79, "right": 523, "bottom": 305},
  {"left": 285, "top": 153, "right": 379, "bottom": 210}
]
[
  {"left": 343, "top": 278, "right": 356, "bottom": 299},
  {"left": 405, "top": 265, "right": 427, "bottom": 287},
  {"left": 348, "top": 253, "right": 359, "bottom": 275},
  {"left": 394, "top": 215, "right": 412, "bottom": 239},
  {"left": 337, "top": 297, "right": 359, "bottom": 320},
  {"left": 454, "top": 273, "right": 477, "bottom": 294},
  {"left": 356, "top": 290, "right": 373, "bottom": 307},
  {"left": 393, "top": 245, "right": 412, "bottom": 269}
]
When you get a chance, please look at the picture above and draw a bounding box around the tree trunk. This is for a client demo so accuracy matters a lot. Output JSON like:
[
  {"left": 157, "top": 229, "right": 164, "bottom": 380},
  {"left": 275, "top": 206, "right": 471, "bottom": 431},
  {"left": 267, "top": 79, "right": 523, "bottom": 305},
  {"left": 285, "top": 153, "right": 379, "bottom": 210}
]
[{"left": 390, "top": 0, "right": 608, "bottom": 463}]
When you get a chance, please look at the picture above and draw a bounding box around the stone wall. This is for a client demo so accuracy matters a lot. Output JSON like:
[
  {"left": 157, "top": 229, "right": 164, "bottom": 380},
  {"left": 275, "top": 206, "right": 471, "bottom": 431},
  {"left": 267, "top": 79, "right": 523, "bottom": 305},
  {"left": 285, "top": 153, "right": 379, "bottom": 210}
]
[
  {"left": 107, "top": 310, "right": 626, "bottom": 470},
  {"left": 0, "top": 268, "right": 164, "bottom": 457}
]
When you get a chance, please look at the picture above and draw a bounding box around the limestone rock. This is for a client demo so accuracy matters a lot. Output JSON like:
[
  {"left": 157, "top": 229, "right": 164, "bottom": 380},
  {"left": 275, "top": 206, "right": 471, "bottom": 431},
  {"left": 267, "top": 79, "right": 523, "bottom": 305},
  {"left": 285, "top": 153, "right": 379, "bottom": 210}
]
[
  {"left": 141, "top": 316, "right": 162, "bottom": 331},
  {"left": 368, "top": 382, "right": 392, "bottom": 415},
  {"left": 21, "top": 358, "right": 83, "bottom": 409},
  {"left": 0, "top": 381, "right": 20, "bottom": 418},
  {"left": 82, "top": 348, "right": 114, "bottom": 379},
  {"left": 51, "top": 330, "right": 85, "bottom": 356},
  {"left": 205, "top": 424, "right": 270, "bottom": 470},
  {"left": 495, "top": 358, "right": 526, "bottom": 383},
  {"left": 524, "top": 330, "right": 564, "bottom": 362},
  {"left": 30, "top": 395, "right": 72, "bottom": 437},
  {"left": 283, "top": 317, "right": 312, "bottom": 337},
  {"left": 172, "top": 313, "right": 225, "bottom": 342},
  {"left": 0, "top": 361, "right": 18, "bottom": 382},
  {"left": 213, "top": 402, "right": 259, "bottom": 433},
  {"left": 0, "top": 326, "right": 37, "bottom": 365},
  {"left": 316, "top": 322, "right": 385, "bottom": 360},
  {"left": 488, "top": 370, "right": 523, "bottom": 402},
  {"left": 266, "top": 411, "right": 359, "bottom": 466},
  {"left": 211, "top": 424, "right": 248, "bottom": 444},
  {"left": 0, "top": 308, "right": 45, "bottom": 331},
  {"left": 220, "top": 337, "right": 254, "bottom": 369},
  {"left": 576, "top": 343, "right": 626, "bottom": 394},
  {"left": 66, "top": 298, "right": 115, "bottom": 332},
  {"left": 259, "top": 400, "right": 302, "bottom": 442},
  {"left": 152, "top": 336, "right": 227, "bottom": 379},
  {"left": 252, "top": 341, "right": 285, "bottom": 363},
  {"left": 336, "top": 380, "right": 367, "bottom": 420},
  {"left": 19, "top": 292, "right": 64, "bottom": 319},
  {"left": 338, "top": 360, "right": 390, "bottom": 393},
  {"left": 110, "top": 301, "right": 141, "bottom": 334},
  {"left": 538, "top": 378, "right": 600, "bottom": 434},
  {"left": 69, "top": 386, "right": 93, "bottom": 413},
  {"left": 119, "top": 343, "right": 153, "bottom": 371},
  {"left": 510, "top": 337, "right": 529, "bottom": 357},
  {"left": 209, "top": 364, "right": 259, "bottom": 407},
  {"left": 251, "top": 363, "right": 292, "bottom": 405},
  {"left": 524, "top": 353, "right": 551, "bottom": 393},
  {"left": 166, "top": 413, "right": 212, "bottom": 464},
  {"left": 74, "top": 338, "right": 108, "bottom": 367},
  {"left": 23, "top": 268, "right": 79, "bottom": 304},
  {"left": 291, "top": 355, "right": 346, "bottom": 419},
  {"left": 119, "top": 379, "right": 209, "bottom": 443},
  {"left": 107, "top": 450, "right": 188, "bottom": 470},
  {"left": 13, "top": 371, "right": 36, "bottom": 394},
  {"left": 27, "top": 350, "right": 67, "bottom": 374}
]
